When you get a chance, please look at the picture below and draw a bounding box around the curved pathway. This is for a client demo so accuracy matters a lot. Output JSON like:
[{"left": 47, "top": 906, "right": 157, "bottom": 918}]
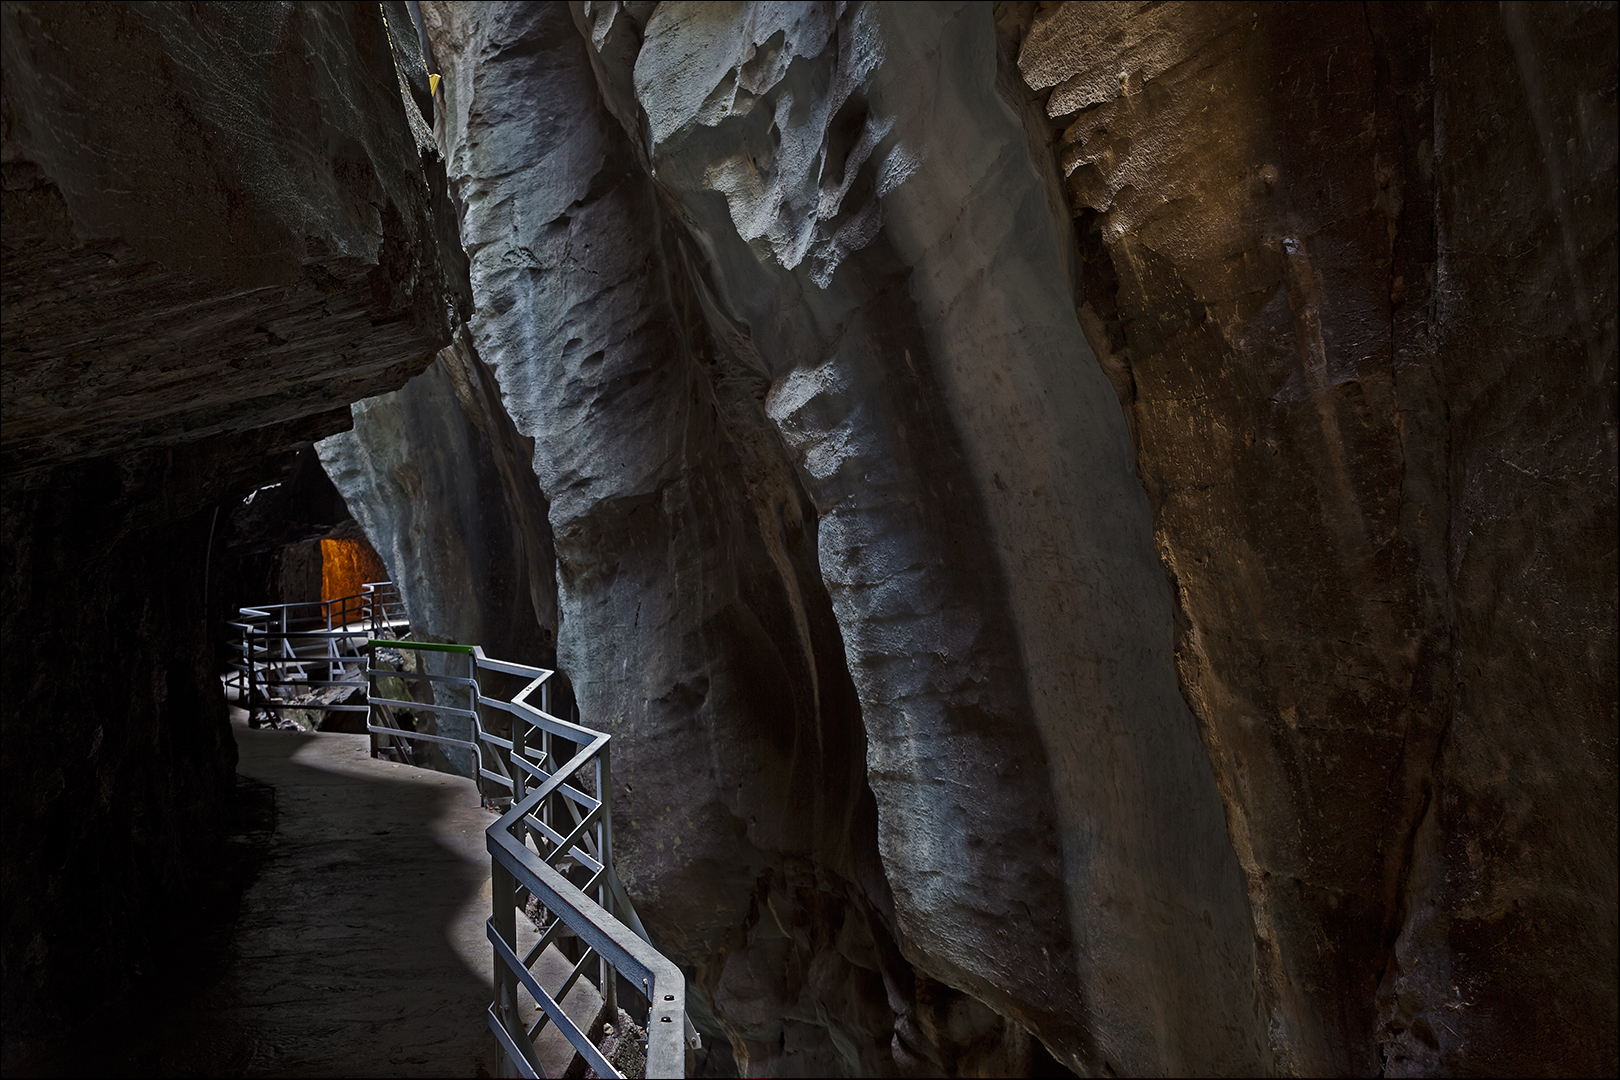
[{"left": 216, "top": 718, "right": 500, "bottom": 1076}]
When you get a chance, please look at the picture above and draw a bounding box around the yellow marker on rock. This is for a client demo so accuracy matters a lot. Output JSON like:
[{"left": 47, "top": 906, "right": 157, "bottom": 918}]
[{"left": 428, "top": 73, "right": 440, "bottom": 96}]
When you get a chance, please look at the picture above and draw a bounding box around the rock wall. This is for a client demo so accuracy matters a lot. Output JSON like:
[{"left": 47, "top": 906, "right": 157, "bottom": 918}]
[
  {"left": 316, "top": 331, "right": 556, "bottom": 663},
  {"left": 1, "top": 1, "right": 468, "bottom": 468},
  {"left": 1013, "top": 2, "right": 1618, "bottom": 1074},
  {"left": 397, "top": 0, "right": 1263, "bottom": 1073},
  {"left": 417, "top": 4, "right": 917, "bottom": 1072},
  {"left": 324, "top": 1, "right": 1615, "bottom": 1076},
  {"left": 0, "top": 1, "right": 469, "bottom": 1063},
  {"left": 316, "top": 330, "right": 556, "bottom": 767},
  {"left": 596, "top": 2, "right": 1266, "bottom": 1073}
]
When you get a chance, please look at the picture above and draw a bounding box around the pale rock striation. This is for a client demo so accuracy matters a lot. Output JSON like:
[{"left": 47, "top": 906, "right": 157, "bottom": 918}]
[
  {"left": 418, "top": 3, "right": 907, "bottom": 1072},
  {"left": 600, "top": 1, "right": 1266, "bottom": 1075}
]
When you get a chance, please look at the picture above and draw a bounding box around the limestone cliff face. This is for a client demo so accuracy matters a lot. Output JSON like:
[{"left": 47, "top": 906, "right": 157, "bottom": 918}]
[
  {"left": 401, "top": 1, "right": 1261, "bottom": 1073},
  {"left": 322, "top": 1, "right": 1616, "bottom": 1076},
  {"left": 315, "top": 330, "right": 557, "bottom": 759},
  {"left": 592, "top": 2, "right": 1264, "bottom": 1073},
  {"left": 418, "top": 4, "right": 913, "bottom": 1073},
  {"left": 1, "top": 1, "right": 470, "bottom": 1062}
]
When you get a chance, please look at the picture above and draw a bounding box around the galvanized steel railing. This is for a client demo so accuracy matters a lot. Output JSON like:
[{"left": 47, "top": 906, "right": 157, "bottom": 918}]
[
  {"left": 364, "top": 636, "right": 482, "bottom": 776},
  {"left": 364, "top": 639, "right": 692, "bottom": 1077},
  {"left": 475, "top": 650, "right": 693, "bottom": 1079},
  {"left": 227, "top": 581, "right": 405, "bottom": 727},
  {"left": 228, "top": 580, "right": 692, "bottom": 1075}
]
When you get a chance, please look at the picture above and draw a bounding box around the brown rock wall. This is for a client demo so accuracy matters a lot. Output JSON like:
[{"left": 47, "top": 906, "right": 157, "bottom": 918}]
[
  {"left": 1, "top": 0, "right": 469, "bottom": 469},
  {"left": 1014, "top": 1, "right": 1617, "bottom": 1073}
]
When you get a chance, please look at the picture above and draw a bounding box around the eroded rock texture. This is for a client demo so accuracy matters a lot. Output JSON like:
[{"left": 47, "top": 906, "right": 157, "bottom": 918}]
[
  {"left": 328, "top": 1, "right": 1614, "bottom": 1076},
  {"left": 606, "top": 2, "right": 1266, "bottom": 1074},
  {"left": 316, "top": 331, "right": 556, "bottom": 764},
  {"left": 419, "top": 3, "right": 910, "bottom": 1072},
  {"left": 1, "top": 1, "right": 469, "bottom": 1063},
  {"left": 392, "top": 1, "right": 1263, "bottom": 1074},
  {"left": 1013, "top": 1, "right": 1618, "bottom": 1075}
]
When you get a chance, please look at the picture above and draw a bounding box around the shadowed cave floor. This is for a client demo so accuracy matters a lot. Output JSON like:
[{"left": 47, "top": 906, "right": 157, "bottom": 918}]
[{"left": 20, "top": 718, "right": 521, "bottom": 1077}]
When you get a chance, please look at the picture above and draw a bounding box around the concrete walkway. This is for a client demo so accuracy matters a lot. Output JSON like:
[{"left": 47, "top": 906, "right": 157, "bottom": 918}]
[
  {"left": 220, "top": 719, "right": 502, "bottom": 1077},
  {"left": 48, "top": 714, "right": 603, "bottom": 1078},
  {"left": 191, "top": 718, "right": 598, "bottom": 1078},
  {"left": 17, "top": 709, "right": 605, "bottom": 1078}
]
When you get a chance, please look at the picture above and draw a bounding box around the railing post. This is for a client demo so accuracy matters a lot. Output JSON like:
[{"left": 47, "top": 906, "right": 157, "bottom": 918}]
[
  {"left": 541, "top": 681, "right": 553, "bottom": 839},
  {"left": 598, "top": 747, "right": 618, "bottom": 1022},
  {"left": 367, "top": 636, "right": 378, "bottom": 759},
  {"left": 511, "top": 676, "right": 527, "bottom": 805},
  {"left": 491, "top": 851, "right": 522, "bottom": 1079},
  {"left": 245, "top": 624, "right": 256, "bottom": 727},
  {"left": 469, "top": 652, "right": 482, "bottom": 804},
  {"left": 326, "top": 598, "right": 337, "bottom": 683}
]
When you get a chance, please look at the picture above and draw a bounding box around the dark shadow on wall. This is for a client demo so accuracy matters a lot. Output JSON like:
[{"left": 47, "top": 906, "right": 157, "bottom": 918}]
[
  {"left": 0, "top": 428, "right": 307, "bottom": 1072},
  {"left": 5, "top": 773, "right": 276, "bottom": 1077}
]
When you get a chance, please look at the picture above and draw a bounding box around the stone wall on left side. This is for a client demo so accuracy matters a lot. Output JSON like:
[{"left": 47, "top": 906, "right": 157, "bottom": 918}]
[{"left": 0, "top": 2, "right": 470, "bottom": 1065}]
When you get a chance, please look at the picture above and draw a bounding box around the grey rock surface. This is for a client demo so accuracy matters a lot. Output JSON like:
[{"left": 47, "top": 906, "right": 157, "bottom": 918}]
[
  {"left": 385, "top": 1, "right": 1266, "bottom": 1074},
  {"left": 317, "top": 331, "right": 556, "bottom": 770},
  {"left": 419, "top": 3, "right": 909, "bottom": 1073},
  {"left": 1, "top": 0, "right": 470, "bottom": 469},
  {"left": 316, "top": 328, "right": 557, "bottom": 692},
  {"left": 604, "top": 2, "right": 1265, "bottom": 1073},
  {"left": 320, "top": 1, "right": 1616, "bottom": 1076}
]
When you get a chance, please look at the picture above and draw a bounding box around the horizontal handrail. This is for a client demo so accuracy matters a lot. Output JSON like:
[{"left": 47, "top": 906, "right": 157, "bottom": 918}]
[
  {"left": 228, "top": 580, "right": 403, "bottom": 729},
  {"left": 493, "top": 796, "right": 672, "bottom": 993},
  {"left": 226, "top": 581, "right": 689, "bottom": 1075},
  {"left": 468, "top": 643, "right": 696, "bottom": 1075},
  {"left": 370, "top": 637, "right": 475, "bottom": 654},
  {"left": 370, "top": 667, "right": 479, "bottom": 689},
  {"left": 490, "top": 790, "right": 686, "bottom": 1079}
]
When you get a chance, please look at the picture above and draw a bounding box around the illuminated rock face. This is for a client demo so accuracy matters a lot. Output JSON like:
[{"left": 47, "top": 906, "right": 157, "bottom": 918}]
[
  {"left": 310, "top": 1, "right": 1615, "bottom": 1075},
  {"left": 323, "top": 1, "right": 1618, "bottom": 1076},
  {"left": 386, "top": 3, "right": 1616, "bottom": 1076},
  {"left": 1, "top": 2, "right": 469, "bottom": 1061},
  {"left": 319, "top": 537, "right": 391, "bottom": 612},
  {"left": 412, "top": 2, "right": 1259, "bottom": 1073}
]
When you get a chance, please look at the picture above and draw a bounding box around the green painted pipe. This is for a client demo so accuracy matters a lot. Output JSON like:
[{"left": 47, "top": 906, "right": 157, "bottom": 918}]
[{"left": 368, "top": 638, "right": 474, "bottom": 654}]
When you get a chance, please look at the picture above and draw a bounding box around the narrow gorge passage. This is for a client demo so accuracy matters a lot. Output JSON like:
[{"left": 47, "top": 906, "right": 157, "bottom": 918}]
[{"left": 4, "top": 2, "right": 1614, "bottom": 1078}]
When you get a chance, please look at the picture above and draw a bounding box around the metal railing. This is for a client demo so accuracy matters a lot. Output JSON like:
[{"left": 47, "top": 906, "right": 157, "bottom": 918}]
[
  {"left": 473, "top": 649, "right": 693, "bottom": 1079},
  {"left": 227, "top": 580, "right": 692, "bottom": 1075},
  {"left": 227, "top": 581, "right": 405, "bottom": 727},
  {"left": 362, "top": 639, "right": 692, "bottom": 1077},
  {"left": 364, "top": 636, "right": 480, "bottom": 775}
]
